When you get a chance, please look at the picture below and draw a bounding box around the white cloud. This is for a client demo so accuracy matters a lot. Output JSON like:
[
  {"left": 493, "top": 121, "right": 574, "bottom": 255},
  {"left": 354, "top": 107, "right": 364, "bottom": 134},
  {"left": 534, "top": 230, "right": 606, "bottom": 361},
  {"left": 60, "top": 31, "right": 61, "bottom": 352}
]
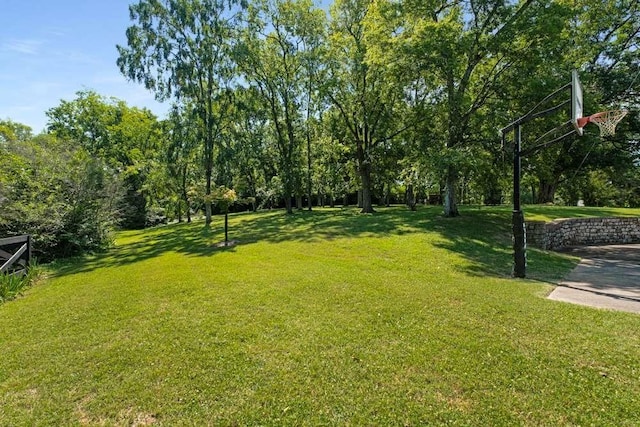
[
  {"left": 43, "top": 27, "right": 67, "bottom": 38},
  {"left": 52, "top": 49, "right": 101, "bottom": 66},
  {"left": 1, "top": 39, "right": 43, "bottom": 55}
]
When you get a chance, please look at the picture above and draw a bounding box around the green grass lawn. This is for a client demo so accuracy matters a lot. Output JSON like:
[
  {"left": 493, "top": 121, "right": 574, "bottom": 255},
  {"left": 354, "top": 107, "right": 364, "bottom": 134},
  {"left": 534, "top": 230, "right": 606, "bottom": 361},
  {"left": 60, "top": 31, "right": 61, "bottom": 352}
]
[
  {"left": 496, "top": 204, "right": 640, "bottom": 222},
  {"left": 1, "top": 206, "right": 639, "bottom": 425}
]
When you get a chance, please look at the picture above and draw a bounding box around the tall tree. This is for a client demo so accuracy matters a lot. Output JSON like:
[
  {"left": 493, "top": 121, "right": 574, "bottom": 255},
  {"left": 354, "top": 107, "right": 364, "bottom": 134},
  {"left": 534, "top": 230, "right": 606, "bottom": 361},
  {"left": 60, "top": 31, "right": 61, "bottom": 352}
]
[
  {"left": 229, "top": 86, "right": 271, "bottom": 211},
  {"left": 165, "top": 103, "right": 202, "bottom": 222},
  {"left": 393, "top": 0, "right": 545, "bottom": 216},
  {"left": 46, "top": 90, "right": 115, "bottom": 153},
  {"left": 117, "top": 0, "right": 244, "bottom": 225},
  {"left": 46, "top": 90, "right": 161, "bottom": 228},
  {"left": 326, "top": 0, "right": 409, "bottom": 213},
  {"left": 314, "top": 109, "right": 354, "bottom": 207},
  {"left": 238, "top": 0, "right": 326, "bottom": 213},
  {"left": 503, "top": 0, "right": 640, "bottom": 204}
]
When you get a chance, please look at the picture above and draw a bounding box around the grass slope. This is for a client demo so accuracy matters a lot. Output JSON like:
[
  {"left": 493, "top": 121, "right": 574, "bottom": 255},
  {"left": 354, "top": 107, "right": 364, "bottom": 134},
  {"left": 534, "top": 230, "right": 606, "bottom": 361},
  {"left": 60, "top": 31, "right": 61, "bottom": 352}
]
[{"left": 1, "top": 207, "right": 639, "bottom": 425}]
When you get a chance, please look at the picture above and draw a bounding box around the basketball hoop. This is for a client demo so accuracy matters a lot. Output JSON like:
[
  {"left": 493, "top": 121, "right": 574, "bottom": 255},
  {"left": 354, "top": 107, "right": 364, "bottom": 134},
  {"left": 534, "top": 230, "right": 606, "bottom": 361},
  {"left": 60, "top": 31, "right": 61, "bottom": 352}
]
[{"left": 576, "top": 110, "right": 628, "bottom": 137}]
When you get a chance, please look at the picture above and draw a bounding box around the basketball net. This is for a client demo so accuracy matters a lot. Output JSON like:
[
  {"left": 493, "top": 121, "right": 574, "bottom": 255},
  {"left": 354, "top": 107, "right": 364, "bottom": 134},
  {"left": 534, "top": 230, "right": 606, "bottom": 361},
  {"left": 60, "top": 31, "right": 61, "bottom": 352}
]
[{"left": 578, "top": 110, "right": 628, "bottom": 137}]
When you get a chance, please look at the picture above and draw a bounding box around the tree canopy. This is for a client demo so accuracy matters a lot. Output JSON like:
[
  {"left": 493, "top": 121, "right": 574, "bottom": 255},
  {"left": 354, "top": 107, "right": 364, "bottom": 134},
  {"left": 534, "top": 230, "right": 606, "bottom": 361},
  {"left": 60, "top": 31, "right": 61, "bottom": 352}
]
[{"left": 1, "top": 0, "right": 639, "bottom": 261}]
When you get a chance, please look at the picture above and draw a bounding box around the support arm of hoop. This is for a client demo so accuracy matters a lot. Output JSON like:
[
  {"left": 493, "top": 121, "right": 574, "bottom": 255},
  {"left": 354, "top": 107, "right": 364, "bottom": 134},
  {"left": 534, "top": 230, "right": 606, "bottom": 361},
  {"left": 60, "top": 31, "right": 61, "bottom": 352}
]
[
  {"left": 500, "top": 83, "right": 571, "bottom": 135},
  {"left": 521, "top": 127, "right": 577, "bottom": 157}
]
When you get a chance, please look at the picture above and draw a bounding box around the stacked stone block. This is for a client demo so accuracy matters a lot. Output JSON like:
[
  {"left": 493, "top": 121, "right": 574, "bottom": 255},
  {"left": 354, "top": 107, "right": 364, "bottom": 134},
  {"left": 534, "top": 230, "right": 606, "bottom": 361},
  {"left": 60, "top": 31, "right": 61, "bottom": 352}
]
[{"left": 526, "top": 217, "right": 640, "bottom": 250}]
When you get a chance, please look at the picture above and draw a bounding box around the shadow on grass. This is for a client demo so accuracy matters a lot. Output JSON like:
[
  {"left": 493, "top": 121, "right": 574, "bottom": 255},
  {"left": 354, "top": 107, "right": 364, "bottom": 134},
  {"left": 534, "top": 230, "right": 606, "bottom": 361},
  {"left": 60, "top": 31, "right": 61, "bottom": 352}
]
[
  {"left": 51, "top": 205, "right": 578, "bottom": 281},
  {"left": 430, "top": 210, "right": 514, "bottom": 278},
  {"left": 51, "top": 207, "right": 440, "bottom": 277},
  {"left": 430, "top": 209, "right": 578, "bottom": 281}
]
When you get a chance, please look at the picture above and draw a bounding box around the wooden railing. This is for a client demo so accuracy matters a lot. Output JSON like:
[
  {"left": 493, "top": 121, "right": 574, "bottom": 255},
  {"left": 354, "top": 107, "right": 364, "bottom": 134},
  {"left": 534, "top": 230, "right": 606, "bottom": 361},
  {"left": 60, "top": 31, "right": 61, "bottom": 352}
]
[{"left": 0, "top": 235, "right": 32, "bottom": 277}]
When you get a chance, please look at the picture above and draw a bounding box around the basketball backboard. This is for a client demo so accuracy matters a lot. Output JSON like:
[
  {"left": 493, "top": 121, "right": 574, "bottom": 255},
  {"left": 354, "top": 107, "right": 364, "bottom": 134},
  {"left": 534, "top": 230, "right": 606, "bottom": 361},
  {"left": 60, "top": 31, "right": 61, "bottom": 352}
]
[{"left": 571, "top": 70, "right": 584, "bottom": 136}]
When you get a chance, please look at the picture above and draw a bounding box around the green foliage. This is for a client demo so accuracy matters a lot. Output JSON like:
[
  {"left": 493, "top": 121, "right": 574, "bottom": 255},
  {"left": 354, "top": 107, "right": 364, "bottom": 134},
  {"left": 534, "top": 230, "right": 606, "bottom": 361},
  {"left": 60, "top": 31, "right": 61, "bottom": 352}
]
[
  {"left": 325, "top": 0, "right": 412, "bottom": 213},
  {"left": 161, "top": 103, "right": 203, "bottom": 223},
  {"left": 118, "top": 0, "right": 245, "bottom": 225},
  {"left": 46, "top": 90, "right": 163, "bottom": 229},
  {"left": 0, "top": 119, "right": 33, "bottom": 144},
  {"left": 227, "top": 87, "right": 272, "bottom": 211},
  {"left": 312, "top": 120, "right": 354, "bottom": 205},
  {"left": 209, "top": 186, "right": 238, "bottom": 212},
  {"left": 563, "top": 168, "right": 640, "bottom": 208},
  {"left": 4, "top": 0, "right": 639, "bottom": 243},
  {"left": 107, "top": 0, "right": 639, "bottom": 215},
  {"left": 0, "top": 134, "right": 121, "bottom": 261},
  {"left": 0, "top": 274, "right": 26, "bottom": 303},
  {"left": 237, "top": 0, "right": 327, "bottom": 213}
]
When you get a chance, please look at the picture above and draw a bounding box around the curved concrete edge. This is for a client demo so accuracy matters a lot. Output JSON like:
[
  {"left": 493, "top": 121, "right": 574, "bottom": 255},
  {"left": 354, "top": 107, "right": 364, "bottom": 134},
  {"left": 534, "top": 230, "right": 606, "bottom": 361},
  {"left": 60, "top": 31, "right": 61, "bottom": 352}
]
[
  {"left": 548, "top": 244, "right": 640, "bottom": 314},
  {"left": 549, "top": 284, "right": 640, "bottom": 314}
]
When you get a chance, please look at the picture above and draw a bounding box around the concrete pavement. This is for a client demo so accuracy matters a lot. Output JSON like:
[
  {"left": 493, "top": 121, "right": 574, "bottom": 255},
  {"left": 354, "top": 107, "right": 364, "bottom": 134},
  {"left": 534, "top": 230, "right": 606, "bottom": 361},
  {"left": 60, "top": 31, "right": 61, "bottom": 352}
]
[{"left": 548, "top": 244, "right": 640, "bottom": 314}]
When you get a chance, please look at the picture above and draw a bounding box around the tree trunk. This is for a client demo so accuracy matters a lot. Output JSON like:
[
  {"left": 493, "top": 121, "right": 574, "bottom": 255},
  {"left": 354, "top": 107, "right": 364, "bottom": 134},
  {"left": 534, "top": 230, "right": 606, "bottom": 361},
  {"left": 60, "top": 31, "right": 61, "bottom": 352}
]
[
  {"left": 384, "top": 183, "right": 390, "bottom": 207},
  {"left": 182, "top": 197, "right": 191, "bottom": 223},
  {"left": 359, "top": 164, "right": 374, "bottom": 213},
  {"left": 203, "top": 95, "right": 215, "bottom": 227},
  {"left": 530, "top": 184, "right": 536, "bottom": 206},
  {"left": 181, "top": 166, "right": 191, "bottom": 223},
  {"left": 284, "top": 195, "right": 293, "bottom": 214},
  {"left": 307, "top": 135, "right": 313, "bottom": 212},
  {"left": 205, "top": 162, "right": 213, "bottom": 225},
  {"left": 205, "top": 201, "right": 212, "bottom": 224},
  {"left": 306, "top": 74, "right": 313, "bottom": 212},
  {"left": 537, "top": 180, "right": 556, "bottom": 204},
  {"left": 443, "top": 167, "right": 459, "bottom": 217},
  {"left": 296, "top": 194, "right": 303, "bottom": 210},
  {"left": 406, "top": 184, "right": 417, "bottom": 211}
]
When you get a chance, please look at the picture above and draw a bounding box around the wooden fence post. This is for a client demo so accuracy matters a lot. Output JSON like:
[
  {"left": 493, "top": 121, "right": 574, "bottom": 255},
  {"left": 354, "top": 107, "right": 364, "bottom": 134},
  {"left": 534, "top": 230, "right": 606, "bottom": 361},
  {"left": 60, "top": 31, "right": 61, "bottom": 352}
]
[
  {"left": 0, "top": 235, "right": 32, "bottom": 276},
  {"left": 27, "top": 235, "right": 32, "bottom": 267}
]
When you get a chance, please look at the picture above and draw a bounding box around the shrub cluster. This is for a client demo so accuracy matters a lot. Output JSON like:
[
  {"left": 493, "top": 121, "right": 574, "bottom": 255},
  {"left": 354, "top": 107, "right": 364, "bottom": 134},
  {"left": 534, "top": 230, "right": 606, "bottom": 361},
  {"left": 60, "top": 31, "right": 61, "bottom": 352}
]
[{"left": 0, "top": 136, "right": 122, "bottom": 261}]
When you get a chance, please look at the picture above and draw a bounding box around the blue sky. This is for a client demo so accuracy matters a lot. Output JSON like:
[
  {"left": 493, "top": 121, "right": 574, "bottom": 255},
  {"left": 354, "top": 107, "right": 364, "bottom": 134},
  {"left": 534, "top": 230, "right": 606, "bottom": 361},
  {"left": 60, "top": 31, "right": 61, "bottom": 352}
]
[{"left": 0, "top": 0, "right": 168, "bottom": 133}]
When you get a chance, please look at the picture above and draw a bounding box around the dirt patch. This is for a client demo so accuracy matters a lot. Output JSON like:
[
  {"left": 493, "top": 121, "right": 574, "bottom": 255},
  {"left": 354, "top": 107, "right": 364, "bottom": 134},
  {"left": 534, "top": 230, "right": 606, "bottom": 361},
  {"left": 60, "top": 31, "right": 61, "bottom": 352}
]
[{"left": 213, "top": 240, "right": 240, "bottom": 248}]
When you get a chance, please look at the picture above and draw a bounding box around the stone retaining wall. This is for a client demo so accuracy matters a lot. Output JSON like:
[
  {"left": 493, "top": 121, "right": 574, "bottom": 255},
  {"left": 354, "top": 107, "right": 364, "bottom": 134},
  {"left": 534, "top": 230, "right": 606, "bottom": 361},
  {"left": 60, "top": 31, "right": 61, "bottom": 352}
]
[{"left": 526, "top": 217, "right": 640, "bottom": 250}]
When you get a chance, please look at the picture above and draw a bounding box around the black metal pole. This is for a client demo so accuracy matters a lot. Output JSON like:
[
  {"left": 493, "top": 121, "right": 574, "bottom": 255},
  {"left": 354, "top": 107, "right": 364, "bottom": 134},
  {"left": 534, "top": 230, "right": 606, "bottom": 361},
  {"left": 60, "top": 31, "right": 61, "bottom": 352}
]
[
  {"left": 224, "top": 212, "right": 229, "bottom": 244},
  {"left": 512, "top": 124, "right": 526, "bottom": 277}
]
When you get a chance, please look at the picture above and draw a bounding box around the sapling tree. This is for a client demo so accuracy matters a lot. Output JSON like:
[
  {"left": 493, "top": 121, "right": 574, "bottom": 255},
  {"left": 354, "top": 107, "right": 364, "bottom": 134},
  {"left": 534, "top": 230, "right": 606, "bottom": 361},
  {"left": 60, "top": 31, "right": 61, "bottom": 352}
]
[{"left": 210, "top": 186, "right": 238, "bottom": 245}]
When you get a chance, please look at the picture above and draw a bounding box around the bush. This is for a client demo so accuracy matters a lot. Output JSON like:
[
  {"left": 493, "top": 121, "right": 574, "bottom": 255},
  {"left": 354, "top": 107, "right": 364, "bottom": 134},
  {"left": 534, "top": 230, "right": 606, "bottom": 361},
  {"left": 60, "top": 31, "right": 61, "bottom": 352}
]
[
  {"left": 0, "top": 136, "right": 122, "bottom": 261},
  {"left": 145, "top": 206, "right": 168, "bottom": 227}
]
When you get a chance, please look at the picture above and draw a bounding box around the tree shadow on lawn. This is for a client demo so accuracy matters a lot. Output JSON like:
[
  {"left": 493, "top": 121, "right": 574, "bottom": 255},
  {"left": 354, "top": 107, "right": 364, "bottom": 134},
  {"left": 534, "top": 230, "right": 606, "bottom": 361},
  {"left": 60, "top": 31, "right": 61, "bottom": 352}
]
[
  {"left": 51, "top": 207, "right": 440, "bottom": 277},
  {"left": 51, "top": 206, "right": 576, "bottom": 281},
  {"left": 432, "top": 209, "right": 579, "bottom": 281},
  {"left": 431, "top": 210, "right": 514, "bottom": 277},
  {"left": 50, "top": 222, "right": 222, "bottom": 277}
]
